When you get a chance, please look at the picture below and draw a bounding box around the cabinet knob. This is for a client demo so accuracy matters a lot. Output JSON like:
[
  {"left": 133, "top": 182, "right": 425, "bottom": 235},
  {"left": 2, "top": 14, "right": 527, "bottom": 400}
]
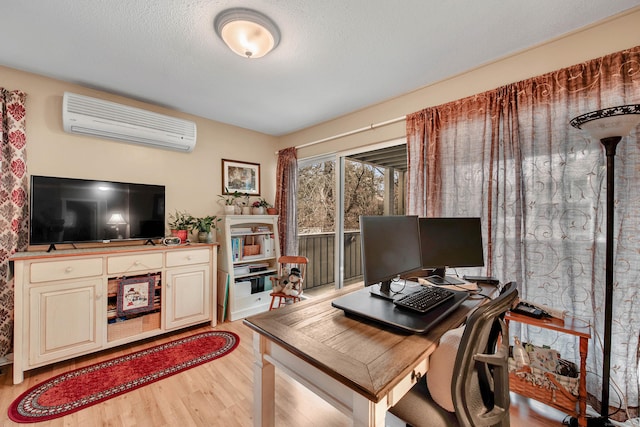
[
  {"left": 186, "top": 256, "right": 192, "bottom": 261},
  {"left": 65, "top": 267, "right": 73, "bottom": 273},
  {"left": 134, "top": 261, "right": 141, "bottom": 266}
]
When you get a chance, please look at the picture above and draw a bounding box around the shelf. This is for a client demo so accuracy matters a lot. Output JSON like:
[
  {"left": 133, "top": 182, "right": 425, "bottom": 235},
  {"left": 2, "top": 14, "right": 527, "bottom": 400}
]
[
  {"left": 235, "top": 268, "right": 277, "bottom": 280},
  {"left": 218, "top": 215, "right": 280, "bottom": 322},
  {"left": 234, "top": 256, "right": 275, "bottom": 264}
]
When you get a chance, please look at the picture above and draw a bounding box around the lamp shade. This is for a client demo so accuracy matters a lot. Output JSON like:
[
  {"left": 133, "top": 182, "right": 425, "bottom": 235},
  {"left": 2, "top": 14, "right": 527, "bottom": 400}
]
[
  {"left": 107, "top": 213, "right": 126, "bottom": 225},
  {"left": 214, "top": 8, "right": 280, "bottom": 59},
  {"left": 570, "top": 104, "right": 640, "bottom": 140}
]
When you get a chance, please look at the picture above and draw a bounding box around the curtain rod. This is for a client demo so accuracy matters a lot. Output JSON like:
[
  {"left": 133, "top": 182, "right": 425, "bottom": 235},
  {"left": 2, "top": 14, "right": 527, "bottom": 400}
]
[{"left": 279, "top": 115, "right": 406, "bottom": 153}]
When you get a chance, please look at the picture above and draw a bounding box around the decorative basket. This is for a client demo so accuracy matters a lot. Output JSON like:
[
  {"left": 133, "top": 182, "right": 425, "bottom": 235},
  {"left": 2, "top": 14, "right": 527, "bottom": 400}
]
[
  {"left": 508, "top": 358, "right": 579, "bottom": 412},
  {"left": 243, "top": 236, "right": 260, "bottom": 256}
]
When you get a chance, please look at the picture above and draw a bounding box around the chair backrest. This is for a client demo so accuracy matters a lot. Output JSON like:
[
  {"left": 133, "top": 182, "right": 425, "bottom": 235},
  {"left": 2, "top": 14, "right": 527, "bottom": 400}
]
[
  {"left": 452, "top": 282, "right": 518, "bottom": 427},
  {"left": 276, "top": 255, "right": 308, "bottom": 288}
]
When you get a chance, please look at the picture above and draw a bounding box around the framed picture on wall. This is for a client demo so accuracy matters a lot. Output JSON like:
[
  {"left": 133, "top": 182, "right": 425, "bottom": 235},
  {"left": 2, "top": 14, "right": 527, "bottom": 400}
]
[{"left": 222, "top": 159, "right": 260, "bottom": 195}]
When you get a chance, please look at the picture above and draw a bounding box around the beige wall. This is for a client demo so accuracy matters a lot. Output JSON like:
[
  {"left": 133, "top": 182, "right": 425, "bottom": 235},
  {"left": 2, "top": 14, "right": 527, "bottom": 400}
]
[
  {"left": 279, "top": 7, "right": 640, "bottom": 160},
  {"left": 3, "top": 7, "right": 640, "bottom": 248},
  {"left": 0, "top": 66, "right": 278, "bottom": 239}
]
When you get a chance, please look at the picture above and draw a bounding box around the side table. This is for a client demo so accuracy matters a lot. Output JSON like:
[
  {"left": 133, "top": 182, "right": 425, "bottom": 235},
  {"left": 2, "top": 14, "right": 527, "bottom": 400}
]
[{"left": 505, "top": 312, "right": 591, "bottom": 427}]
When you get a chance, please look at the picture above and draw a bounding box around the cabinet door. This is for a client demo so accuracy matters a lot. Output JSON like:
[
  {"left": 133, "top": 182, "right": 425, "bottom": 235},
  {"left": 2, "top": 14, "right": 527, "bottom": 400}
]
[
  {"left": 165, "top": 265, "right": 211, "bottom": 330},
  {"left": 29, "top": 278, "right": 104, "bottom": 365}
]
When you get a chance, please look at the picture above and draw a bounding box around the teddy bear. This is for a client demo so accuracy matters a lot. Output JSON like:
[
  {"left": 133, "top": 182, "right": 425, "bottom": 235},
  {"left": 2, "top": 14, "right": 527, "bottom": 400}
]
[
  {"left": 272, "top": 267, "right": 290, "bottom": 293},
  {"left": 282, "top": 267, "right": 303, "bottom": 297}
]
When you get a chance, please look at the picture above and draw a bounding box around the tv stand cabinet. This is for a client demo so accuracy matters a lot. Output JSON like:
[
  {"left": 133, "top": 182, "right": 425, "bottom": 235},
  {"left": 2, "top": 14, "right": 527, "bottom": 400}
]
[{"left": 11, "top": 244, "right": 217, "bottom": 384}]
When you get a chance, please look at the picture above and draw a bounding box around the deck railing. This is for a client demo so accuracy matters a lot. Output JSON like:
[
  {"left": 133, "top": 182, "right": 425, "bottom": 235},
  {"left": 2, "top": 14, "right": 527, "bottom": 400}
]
[{"left": 298, "top": 231, "right": 362, "bottom": 290}]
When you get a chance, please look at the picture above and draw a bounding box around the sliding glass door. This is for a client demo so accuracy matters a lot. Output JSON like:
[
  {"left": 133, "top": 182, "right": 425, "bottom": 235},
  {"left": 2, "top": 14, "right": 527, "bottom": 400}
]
[{"left": 297, "top": 139, "right": 407, "bottom": 292}]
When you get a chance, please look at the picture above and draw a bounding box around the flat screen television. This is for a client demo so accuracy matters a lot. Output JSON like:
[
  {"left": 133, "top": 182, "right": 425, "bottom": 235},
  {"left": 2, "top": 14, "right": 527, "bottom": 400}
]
[
  {"left": 418, "top": 217, "right": 484, "bottom": 284},
  {"left": 360, "top": 215, "right": 423, "bottom": 300},
  {"left": 30, "top": 175, "right": 165, "bottom": 249}
]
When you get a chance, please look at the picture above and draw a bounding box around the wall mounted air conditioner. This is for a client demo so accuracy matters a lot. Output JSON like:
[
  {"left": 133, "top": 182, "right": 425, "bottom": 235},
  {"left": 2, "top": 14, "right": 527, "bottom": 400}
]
[{"left": 62, "top": 92, "right": 196, "bottom": 152}]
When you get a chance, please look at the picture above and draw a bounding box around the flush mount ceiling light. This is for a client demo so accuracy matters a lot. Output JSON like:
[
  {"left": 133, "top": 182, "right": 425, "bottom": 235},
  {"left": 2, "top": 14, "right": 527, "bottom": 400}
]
[{"left": 214, "top": 8, "right": 280, "bottom": 59}]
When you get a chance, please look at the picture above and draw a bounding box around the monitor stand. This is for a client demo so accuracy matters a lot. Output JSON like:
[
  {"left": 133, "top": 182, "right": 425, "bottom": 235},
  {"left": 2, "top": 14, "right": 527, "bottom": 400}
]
[
  {"left": 369, "top": 280, "right": 396, "bottom": 301},
  {"left": 427, "top": 267, "right": 466, "bottom": 286}
]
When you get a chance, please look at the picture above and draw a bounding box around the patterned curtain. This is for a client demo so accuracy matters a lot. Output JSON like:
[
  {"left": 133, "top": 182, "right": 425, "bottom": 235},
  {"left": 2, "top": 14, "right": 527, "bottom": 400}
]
[
  {"left": 0, "top": 89, "right": 28, "bottom": 358},
  {"left": 406, "top": 46, "right": 640, "bottom": 420},
  {"left": 275, "top": 147, "right": 298, "bottom": 256}
]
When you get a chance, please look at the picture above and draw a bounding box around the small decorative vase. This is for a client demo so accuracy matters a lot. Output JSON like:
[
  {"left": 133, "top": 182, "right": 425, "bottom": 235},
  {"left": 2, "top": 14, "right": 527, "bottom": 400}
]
[
  {"left": 223, "top": 205, "right": 235, "bottom": 215},
  {"left": 266, "top": 207, "right": 278, "bottom": 215},
  {"left": 198, "top": 231, "right": 214, "bottom": 243},
  {"left": 252, "top": 207, "right": 265, "bottom": 215},
  {"left": 241, "top": 206, "right": 252, "bottom": 215}
]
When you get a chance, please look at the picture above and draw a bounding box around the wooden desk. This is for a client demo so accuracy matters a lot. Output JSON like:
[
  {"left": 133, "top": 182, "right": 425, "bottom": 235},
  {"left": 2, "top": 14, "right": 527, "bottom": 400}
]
[{"left": 243, "top": 285, "right": 495, "bottom": 427}]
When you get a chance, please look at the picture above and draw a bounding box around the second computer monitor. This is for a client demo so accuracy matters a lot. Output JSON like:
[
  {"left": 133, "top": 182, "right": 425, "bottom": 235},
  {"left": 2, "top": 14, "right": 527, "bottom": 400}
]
[{"left": 419, "top": 217, "right": 484, "bottom": 279}]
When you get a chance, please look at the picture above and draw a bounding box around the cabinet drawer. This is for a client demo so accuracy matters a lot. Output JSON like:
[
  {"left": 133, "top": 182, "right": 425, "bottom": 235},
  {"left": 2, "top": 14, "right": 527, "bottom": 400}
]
[
  {"left": 107, "top": 253, "right": 163, "bottom": 275},
  {"left": 388, "top": 358, "right": 428, "bottom": 406},
  {"left": 166, "top": 249, "right": 210, "bottom": 267},
  {"left": 235, "top": 290, "right": 271, "bottom": 311},
  {"left": 30, "top": 258, "right": 102, "bottom": 283}
]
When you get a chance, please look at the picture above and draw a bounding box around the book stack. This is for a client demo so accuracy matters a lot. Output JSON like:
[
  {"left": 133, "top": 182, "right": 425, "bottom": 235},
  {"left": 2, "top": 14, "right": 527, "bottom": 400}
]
[{"left": 231, "top": 227, "right": 252, "bottom": 235}]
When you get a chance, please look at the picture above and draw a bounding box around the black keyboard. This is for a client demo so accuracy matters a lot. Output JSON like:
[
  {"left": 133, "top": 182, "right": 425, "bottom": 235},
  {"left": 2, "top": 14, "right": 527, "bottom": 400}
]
[{"left": 393, "top": 286, "right": 455, "bottom": 313}]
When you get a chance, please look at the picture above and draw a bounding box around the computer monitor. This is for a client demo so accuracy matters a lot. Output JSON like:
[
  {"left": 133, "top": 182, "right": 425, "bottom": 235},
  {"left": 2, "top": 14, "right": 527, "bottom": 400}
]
[
  {"left": 419, "top": 217, "right": 484, "bottom": 284},
  {"left": 360, "top": 215, "right": 423, "bottom": 300}
]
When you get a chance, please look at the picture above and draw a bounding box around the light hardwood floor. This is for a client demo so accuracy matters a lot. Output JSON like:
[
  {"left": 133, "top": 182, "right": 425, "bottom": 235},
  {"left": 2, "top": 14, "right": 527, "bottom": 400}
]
[{"left": 0, "top": 319, "right": 567, "bottom": 426}]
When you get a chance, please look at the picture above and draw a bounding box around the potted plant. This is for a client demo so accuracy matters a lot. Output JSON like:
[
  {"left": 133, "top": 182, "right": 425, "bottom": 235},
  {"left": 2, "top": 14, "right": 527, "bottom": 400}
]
[
  {"left": 240, "top": 192, "right": 252, "bottom": 215},
  {"left": 168, "top": 210, "right": 194, "bottom": 243},
  {"left": 218, "top": 187, "right": 249, "bottom": 215},
  {"left": 218, "top": 188, "right": 243, "bottom": 214},
  {"left": 192, "top": 215, "right": 221, "bottom": 243},
  {"left": 252, "top": 198, "right": 270, "bottom": 215}
]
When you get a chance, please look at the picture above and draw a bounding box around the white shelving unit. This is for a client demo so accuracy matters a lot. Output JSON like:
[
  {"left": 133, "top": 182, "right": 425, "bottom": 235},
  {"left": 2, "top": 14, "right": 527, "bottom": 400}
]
[{"left": 217, "top": 215, "right": 280, "bottom": 321}]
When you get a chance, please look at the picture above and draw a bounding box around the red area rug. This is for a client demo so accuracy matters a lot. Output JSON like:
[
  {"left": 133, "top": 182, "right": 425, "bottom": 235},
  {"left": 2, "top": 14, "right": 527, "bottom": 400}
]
[{"left": 8, "top": 330, "right": 239, "bottom": 423}]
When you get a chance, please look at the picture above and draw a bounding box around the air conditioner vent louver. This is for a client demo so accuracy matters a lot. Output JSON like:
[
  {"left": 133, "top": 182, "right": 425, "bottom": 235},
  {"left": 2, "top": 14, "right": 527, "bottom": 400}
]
[{"left": 62, "top": 92, "right": 196, "bottom": 152}]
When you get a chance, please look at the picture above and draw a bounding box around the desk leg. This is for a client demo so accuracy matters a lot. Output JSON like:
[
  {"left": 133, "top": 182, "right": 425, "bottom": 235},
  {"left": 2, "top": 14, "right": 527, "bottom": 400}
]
[
  {"left": 352, "top": 394, "right": 387, "bottom": 427},
  {"left": 252, "top": 332, "right": 275, "bottom": 427}
]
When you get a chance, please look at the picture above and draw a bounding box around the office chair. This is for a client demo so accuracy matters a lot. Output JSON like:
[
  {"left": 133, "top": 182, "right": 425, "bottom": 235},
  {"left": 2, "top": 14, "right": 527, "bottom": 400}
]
[
  {"left": 389, "top": 282, "right": 518, "bottom": 427},
  {"left": 269, "top": 255, "right": 308, "bottom": 310}
]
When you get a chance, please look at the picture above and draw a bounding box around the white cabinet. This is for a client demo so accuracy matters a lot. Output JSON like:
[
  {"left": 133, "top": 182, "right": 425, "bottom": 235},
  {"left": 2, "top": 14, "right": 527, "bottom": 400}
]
[
  {"left": 218, "top": 215, "right": 280, "bottom": 321},
  {"left": 165, "top": 248, "right": 213, "bottom": 329},
  {"left": 29, "top": 277, "right": 104, "bottom": 365},
  {"left": 165, "top": 265, "right": 211, "bottom": 329},
  {"left": 11, "top": 244, "right": 216, "bottom": 384}
]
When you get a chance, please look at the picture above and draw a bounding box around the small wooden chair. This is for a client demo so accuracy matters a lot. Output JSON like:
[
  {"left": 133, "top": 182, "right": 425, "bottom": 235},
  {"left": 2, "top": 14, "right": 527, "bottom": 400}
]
[{"left": 269, "top": 255, "right": 308, "bottom": 310}]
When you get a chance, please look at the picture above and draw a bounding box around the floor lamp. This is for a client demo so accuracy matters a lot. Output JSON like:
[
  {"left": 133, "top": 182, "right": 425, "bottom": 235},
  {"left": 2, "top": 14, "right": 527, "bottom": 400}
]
[{"left": 570, "top": 104, "right": 640, "bottom": 427}]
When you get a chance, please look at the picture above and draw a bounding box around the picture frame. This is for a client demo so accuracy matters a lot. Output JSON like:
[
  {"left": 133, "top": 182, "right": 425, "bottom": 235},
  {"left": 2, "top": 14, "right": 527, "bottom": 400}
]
[
  {"left": 116, "top": 276, "right": 155, "bottom": 317},
  {"left": 222, "top": 159, "right": 260, "bottom": 196}
]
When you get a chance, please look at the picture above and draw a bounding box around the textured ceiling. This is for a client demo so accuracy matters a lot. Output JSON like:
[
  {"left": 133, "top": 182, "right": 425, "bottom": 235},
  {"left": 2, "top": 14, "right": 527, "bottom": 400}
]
[{"left": 1, "top": 1, "right": 639, "bottom": 136}]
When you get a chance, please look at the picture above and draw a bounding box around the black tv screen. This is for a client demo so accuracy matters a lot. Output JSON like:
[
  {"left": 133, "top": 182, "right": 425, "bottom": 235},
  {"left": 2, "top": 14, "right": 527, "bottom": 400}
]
[{"left": 30, "top": 175, "right": 165, "bottom": 246}]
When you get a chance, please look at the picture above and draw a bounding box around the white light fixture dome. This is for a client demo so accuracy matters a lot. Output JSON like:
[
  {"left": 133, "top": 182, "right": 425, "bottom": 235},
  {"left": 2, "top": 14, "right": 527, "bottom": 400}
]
[{"left": 214, "top": 8, "right": 280, "bottom": 59}]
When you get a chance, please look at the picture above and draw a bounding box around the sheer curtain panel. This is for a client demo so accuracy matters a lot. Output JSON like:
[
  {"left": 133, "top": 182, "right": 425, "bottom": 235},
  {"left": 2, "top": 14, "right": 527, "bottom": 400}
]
[{"left": 406, "top": 46, "right": 640, "bottom": 420}]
